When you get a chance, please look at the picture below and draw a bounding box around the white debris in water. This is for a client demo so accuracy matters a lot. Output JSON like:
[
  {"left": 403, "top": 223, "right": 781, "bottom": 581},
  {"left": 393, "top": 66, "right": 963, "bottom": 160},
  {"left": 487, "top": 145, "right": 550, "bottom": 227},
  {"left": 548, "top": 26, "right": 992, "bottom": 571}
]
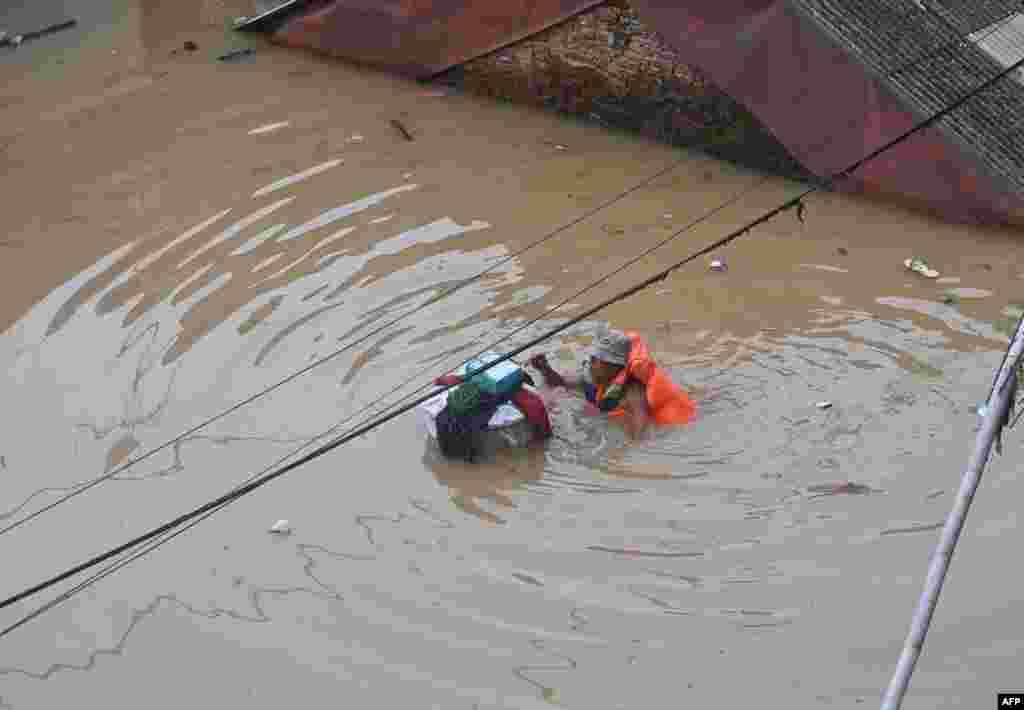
[
  {"left": 251, "top": 159, "right": 343, "bottom": 198},
  {"left": 349, "top": 134, "right": 365, "bottom": 143},
  {"left": 248, "top": 121, "right": 290, "bottom": 135},
  {"left": 269, "top": 519, "right": 292, "bottom": 535},
  {"left": 816, "top": 401, "right": 833, "bottom": 410}
]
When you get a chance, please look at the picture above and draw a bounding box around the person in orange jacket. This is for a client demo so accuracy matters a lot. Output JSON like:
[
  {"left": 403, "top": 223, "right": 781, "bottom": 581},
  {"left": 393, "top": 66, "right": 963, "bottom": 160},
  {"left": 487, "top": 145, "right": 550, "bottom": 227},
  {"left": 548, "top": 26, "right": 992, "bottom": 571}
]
[{"left": 529, "top": 329, "right": 696, "bottom": 441}]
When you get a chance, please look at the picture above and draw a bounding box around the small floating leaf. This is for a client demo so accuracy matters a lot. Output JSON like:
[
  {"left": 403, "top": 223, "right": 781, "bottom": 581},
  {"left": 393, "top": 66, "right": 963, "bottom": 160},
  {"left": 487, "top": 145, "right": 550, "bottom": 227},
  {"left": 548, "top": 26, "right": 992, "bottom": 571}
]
[{"left": 542, "top": 687, "right": 560, "bottom": 704}]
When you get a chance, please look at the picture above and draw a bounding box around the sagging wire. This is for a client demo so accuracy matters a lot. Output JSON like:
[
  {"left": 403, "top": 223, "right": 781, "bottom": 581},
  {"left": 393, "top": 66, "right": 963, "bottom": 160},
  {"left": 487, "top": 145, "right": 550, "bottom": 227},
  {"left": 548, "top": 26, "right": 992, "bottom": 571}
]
[
  {"left": 2, "top": 3, "right": 1002, "bottom": 539},
  {"left": 4, "top": 46, "right": 1024, "bottom": 635},
  {"left": 0, "top": 137, "right": 698, "bottom": 540}
]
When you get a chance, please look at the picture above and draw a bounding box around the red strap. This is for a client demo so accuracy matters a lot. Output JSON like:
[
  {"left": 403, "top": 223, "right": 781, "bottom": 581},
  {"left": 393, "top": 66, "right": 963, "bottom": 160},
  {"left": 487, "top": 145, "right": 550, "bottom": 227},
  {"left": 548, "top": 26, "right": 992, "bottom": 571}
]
[{"left": 512, "top": 388, "right": 553, "bottom": 440}]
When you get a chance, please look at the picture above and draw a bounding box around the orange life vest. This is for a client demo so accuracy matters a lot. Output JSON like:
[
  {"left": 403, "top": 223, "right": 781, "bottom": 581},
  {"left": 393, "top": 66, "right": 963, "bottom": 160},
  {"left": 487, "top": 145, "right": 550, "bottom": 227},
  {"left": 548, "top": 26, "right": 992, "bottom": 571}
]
[{"left": 594, "top": 332, "right": 696, "bottom": 427}]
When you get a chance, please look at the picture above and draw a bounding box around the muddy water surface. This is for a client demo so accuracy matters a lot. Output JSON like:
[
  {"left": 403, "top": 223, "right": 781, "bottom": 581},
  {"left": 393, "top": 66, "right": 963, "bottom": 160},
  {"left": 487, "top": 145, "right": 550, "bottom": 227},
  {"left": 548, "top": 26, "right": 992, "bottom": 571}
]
[{"left": 2, "top": 3, "right": 1024, "bottom": 709}]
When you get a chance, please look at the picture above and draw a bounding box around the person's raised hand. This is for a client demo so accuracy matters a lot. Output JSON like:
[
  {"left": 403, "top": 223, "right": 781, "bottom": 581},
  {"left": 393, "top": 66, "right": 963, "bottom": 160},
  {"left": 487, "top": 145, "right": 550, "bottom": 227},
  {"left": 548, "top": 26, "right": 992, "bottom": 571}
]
[{"left": 528, "top": 353, "right": 550, "bottom": 371}]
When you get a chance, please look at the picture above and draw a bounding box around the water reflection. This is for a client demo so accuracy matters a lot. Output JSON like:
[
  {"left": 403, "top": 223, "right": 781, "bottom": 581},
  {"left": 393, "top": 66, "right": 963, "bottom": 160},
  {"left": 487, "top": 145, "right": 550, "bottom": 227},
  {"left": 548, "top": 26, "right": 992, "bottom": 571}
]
[
  {"left": 424, "top": 443, "right": 547, "bottom": 525},
  {"left": 39, "top": 181, "right": 493, "bottom": 368},
  {"left": 0, "top": 170, "right": 515, "bottom": 536},
  {"left": 9, "top": 6, "right": 1024, "bottom": 703}
]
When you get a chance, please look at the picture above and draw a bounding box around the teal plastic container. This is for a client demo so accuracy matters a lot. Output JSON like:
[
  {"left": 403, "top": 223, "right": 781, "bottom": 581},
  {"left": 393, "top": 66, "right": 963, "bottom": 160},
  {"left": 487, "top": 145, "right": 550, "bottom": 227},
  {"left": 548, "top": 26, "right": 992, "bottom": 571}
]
[{"left": 463, "top": 351, "right": 524, "bottom": 397}]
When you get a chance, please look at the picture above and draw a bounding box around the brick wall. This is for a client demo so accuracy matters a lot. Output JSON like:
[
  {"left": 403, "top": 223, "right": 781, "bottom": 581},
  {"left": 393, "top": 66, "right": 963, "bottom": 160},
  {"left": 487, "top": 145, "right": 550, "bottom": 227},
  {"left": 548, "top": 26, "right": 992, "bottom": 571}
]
[{"left": 434, "top": 0, "right": 811, "bottom": 180}]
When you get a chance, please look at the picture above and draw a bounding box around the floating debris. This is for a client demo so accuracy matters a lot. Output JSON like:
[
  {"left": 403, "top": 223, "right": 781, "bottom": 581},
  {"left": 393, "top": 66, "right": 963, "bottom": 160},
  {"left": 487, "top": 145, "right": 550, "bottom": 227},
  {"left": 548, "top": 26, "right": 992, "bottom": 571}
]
[
  {"left": 391, "top": 118, "right": 414, "bottom": 141},
  {"left": 709, "top": 258, "right": 727, "bottom": 273},
  {"left": 904, "top": 257, "right": 939, "bottom": 279},
  {"left": 836, "top": 247, "right": 849, "bottom": 256},
  {"left": 1, "top": 19, "right": 76, "bottom": 47},
  {"left": 816, "top": 401, "right": 833, "bottom": 410},
  {"left": 511, "top": 571, "right": 544, "bottom": 587},
  {"left": 268, "top": 519, "right": 292, "bottom": 535},
  {"left": 218, "top": 47, "right": 255, "bottom": 62}
]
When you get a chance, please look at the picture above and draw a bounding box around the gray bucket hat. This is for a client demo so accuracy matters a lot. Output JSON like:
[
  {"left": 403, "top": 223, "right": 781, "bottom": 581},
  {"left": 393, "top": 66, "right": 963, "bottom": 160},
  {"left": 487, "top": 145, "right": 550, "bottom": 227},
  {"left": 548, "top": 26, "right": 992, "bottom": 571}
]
[{"left": 589, "top": 329, "right": 631, "bottom": 366}]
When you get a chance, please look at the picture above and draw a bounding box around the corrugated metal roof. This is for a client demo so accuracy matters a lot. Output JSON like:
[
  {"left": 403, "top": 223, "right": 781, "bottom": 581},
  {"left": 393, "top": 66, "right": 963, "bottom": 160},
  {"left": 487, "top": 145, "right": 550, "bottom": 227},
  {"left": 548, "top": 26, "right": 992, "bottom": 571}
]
[
  {"left": 928, "top": 0, "right": 1022, "bottom": 35},
  {"left": 789, "top": 0, "right": 1024, "bottom": 192}
]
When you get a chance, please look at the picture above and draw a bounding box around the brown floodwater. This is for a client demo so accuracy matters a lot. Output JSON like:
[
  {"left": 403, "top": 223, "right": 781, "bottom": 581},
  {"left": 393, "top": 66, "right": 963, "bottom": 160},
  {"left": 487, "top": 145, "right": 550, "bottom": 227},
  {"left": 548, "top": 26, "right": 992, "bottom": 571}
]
[{"left": 3, "top": 2, "right": 1024, "bottom": 709}]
